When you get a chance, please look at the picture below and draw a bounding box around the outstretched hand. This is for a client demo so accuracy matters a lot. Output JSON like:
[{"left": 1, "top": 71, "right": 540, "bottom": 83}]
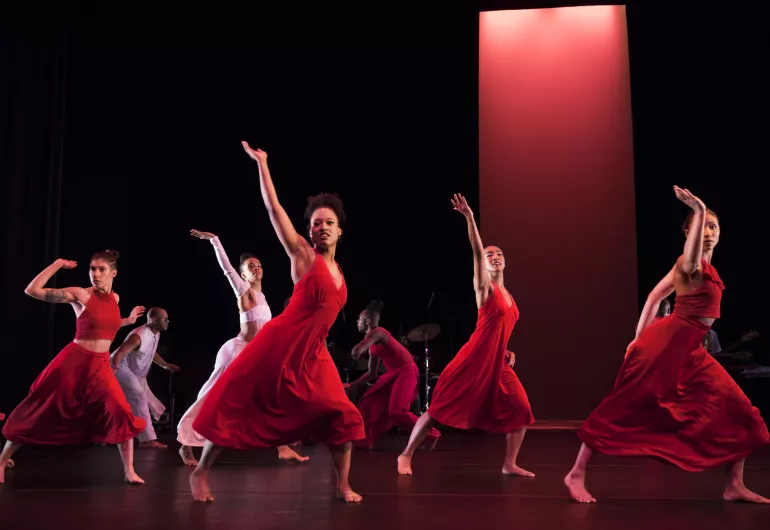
[
  {"left": 190, "top": 229, "right": 216, "bottom": 240},
  {"left": 56, "top": 259, "right": 77, "bottom": 269},
  {"left": 451, "top": 193, "right": 473, "bottom": 218},
  {"left": 673, "top": 186, "right": 706, "bottom": 212},
  {"left": 127, "top": 306, "right": 146, "bottom": 324},
  {"left": 242, "top": 141, "right": 268, "bottom": 163}
]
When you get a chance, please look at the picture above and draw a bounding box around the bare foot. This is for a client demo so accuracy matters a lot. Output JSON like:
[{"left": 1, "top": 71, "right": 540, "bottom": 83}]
[
  {"left": 397, "top": 454, "right": 413, "bottom": 475},
  {"left": 502, "top": 463, "right": 535, "bottom": 477},
  {"left": 190, "top": 469, "right": 214, "bottom": 502},
  {"left": 337, "top": 486, "right": 362, "bottom": 503},
  {"left": 179, "top": 446, "right": 199, "bottom": 466},
  {"left": 564, "top": 472, "right": 596, "bottom": 503},
  {"left": 278, "top": 445, "right": 310, "bottom": 463},
  {"left": 124, "top": 470, "right": 145, "bottom": 485},
  {"left": 723, "top": 481, "right": 770, "bottom": 504},
  {"left": 139, "top": 440, "right": 168, "bottom": 449}
]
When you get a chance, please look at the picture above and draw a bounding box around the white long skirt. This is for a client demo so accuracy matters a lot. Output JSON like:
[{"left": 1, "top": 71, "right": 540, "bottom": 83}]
[{"left": 176, "top": 337, "right": 247, "bottom": 446}]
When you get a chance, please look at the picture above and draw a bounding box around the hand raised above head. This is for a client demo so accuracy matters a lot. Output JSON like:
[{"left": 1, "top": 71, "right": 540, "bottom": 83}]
[
  {"left": 56, "top": 259, "right": 77, "bottom": 269},
  {"left": 242, "top": 141, "right": 267, "bottom": 163},
  {"left": 190, "top": 229, "right": 216, "bottom": 240},
  {"left": 451, "top": 193, "right": 473, "bottom": 218},
  {"left": 673, "top": 186, "right": 706, "bottom": 212}
]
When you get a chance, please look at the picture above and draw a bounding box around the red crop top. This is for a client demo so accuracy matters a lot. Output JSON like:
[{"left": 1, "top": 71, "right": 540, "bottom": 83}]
[
  {"left": 74, "top": 290, "right": 122, "bottom": 341},
  {"left": 673, "top": 259, "right": 724, "bottom": 319}
]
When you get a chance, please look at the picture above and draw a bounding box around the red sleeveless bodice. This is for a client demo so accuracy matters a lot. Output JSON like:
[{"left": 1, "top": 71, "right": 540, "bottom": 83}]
[
  {"left": 369, "top": 327, "right": 414, "bottom": 372},
  {"left": 75, "top": 290, "right": 122, "bottom": 341},
  {"left": 673, "top": 259, "right": 724, "bottom": 319}
]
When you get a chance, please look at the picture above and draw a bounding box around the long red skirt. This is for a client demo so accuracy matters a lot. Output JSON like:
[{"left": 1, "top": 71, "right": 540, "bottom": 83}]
[
  {"left": 193, "top": 342, "right": 364, "bottom": 450},
  {"left": 578, "top": 315, "right": 770, "bottom": 471},
  {"left": 430, "top": 362, "right": 534, "bottom": 434},
  {"left": 2, "top": 342, "right": 146, "bottom": 445},
  {"left": 355, "top": 364, "right": 440, "bottom": 448}
]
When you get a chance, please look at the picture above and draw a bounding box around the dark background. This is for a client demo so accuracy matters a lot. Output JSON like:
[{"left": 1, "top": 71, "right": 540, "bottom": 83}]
[{"left": 1, "top": 4, "right": 766, "bottom": 419}]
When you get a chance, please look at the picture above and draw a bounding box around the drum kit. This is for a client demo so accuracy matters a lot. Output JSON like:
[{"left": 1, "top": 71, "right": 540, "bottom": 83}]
[{"left": 405, "top": 322, "right": 441, "bottom": 412}]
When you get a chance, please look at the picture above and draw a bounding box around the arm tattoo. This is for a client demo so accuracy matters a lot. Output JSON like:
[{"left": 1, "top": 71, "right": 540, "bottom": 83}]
[{"left": 44, "top": 289, "right": 70, "bottom": 303}]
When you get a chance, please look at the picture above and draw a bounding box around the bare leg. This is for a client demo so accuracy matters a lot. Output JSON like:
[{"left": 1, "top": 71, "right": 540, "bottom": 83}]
[
  {"left": 189, "top": 440, "right": 223, "bottom": 502},
  {"left": 179, "top": 445, "right": 199, "bottom": 466},
  {"left": 328, "top": 442, "right": 361, "bottom": 503},
  {"left": 563, "top": 443, "right": 596, "bottom": 503},
  {"left": 502, "top": 427, "right": 534, "bottom": 476},
  {"left": 397, "top": 412, "right": 437, "bottom": 475},
  {"left": 277, "top": 444, "right": 309, "bottom": 463},
  {"left": 118, "top": 439, "right": 144, "bottom": 484},
  {"left": 0, "top": 440, "right": 21, "bottom": 483},
  {"left": 723, "top": 458, "right": 770, "bottom": 503},
  {"left": 138, "top": 440, "right": 168, "bottom": 448}
]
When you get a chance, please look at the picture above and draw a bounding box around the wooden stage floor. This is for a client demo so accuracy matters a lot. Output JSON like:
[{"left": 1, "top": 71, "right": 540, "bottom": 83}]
[{"left": 1, "top": 430, "right": 769, "bottom": 530}]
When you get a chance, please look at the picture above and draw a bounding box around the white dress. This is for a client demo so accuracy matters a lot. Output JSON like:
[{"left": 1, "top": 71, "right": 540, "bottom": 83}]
[{"left": 177, "top": 237, "right": 271, "bottom": 446}]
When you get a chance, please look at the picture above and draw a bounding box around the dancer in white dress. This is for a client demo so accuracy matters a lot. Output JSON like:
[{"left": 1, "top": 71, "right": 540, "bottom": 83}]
[{"left": 177, "top": 230, "right": 309, "bottom": 465}]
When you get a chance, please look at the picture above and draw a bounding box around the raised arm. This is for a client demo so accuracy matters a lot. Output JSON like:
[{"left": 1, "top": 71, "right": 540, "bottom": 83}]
[
  {"left": 24, "top": 259, "right": 88, "bottom": 305},
  {"left": 451, "top": 193, "right": 490, "bottom": 304},
  {"left": 242, "top": 143, "right": 309, "bottom": 259},
  {"left": 190, "top": 230, "right": 250, "bottom": 297},
  {"left": 635, "top": 266, "right": 676, "bottom": 339},
  {"left": 351, "top": 328, "right": 387, "bottom": 359},
  {"left": 120, "top": 306, "right": 146, "bottom": 327},
  {"left": 674, "top": 186, "right": 707, "bottom": 275}
]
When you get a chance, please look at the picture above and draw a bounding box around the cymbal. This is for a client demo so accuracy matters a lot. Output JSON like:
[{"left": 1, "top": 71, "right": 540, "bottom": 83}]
[{"left": 407, "top": 323, "right": 441, "bottom": 342}]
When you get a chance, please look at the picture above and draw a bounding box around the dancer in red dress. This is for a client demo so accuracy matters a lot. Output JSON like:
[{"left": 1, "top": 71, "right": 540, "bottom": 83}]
[
  {"left": 188, "top": 143, "right": 365, "bottom": 503},
  {"left": 0, "top": 251, "right": 147, "bottom": 484},
  {"left": 344, "top": 300, "right": 441, "bottom": 450},
  {"left": 397, "top": 194, "right": 535, "bottom": 476},
  {"left": 565, "top": 186, "right": 770, "bottom": 503}
]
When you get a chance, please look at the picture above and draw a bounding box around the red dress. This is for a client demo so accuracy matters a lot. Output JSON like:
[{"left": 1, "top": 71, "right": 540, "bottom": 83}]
[
  {"left": 578, "top": 259, "right": 769, "bottom": 470},
  {"left": 429, "top": 285, "right": 534, "bottom": 433},
  {"left": 3, "top": 290, "right": 146, "bottom": 445},
  {"left": 193, "top": 251, "right": 365, "bottom": 449},
  {"left": 355, "top": 327, "right": 441, "bottom": 448}
]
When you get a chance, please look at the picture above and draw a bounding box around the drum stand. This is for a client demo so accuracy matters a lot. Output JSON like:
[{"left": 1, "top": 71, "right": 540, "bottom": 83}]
[
  {"left": 405, "top": 322, "right": 441, "bottom": 415},
  {"left": 342, "top": 360, "right": 352, "bottom": 397},
  {"left": 422, "top": 335, "right": 431, "bottom": 412}
]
